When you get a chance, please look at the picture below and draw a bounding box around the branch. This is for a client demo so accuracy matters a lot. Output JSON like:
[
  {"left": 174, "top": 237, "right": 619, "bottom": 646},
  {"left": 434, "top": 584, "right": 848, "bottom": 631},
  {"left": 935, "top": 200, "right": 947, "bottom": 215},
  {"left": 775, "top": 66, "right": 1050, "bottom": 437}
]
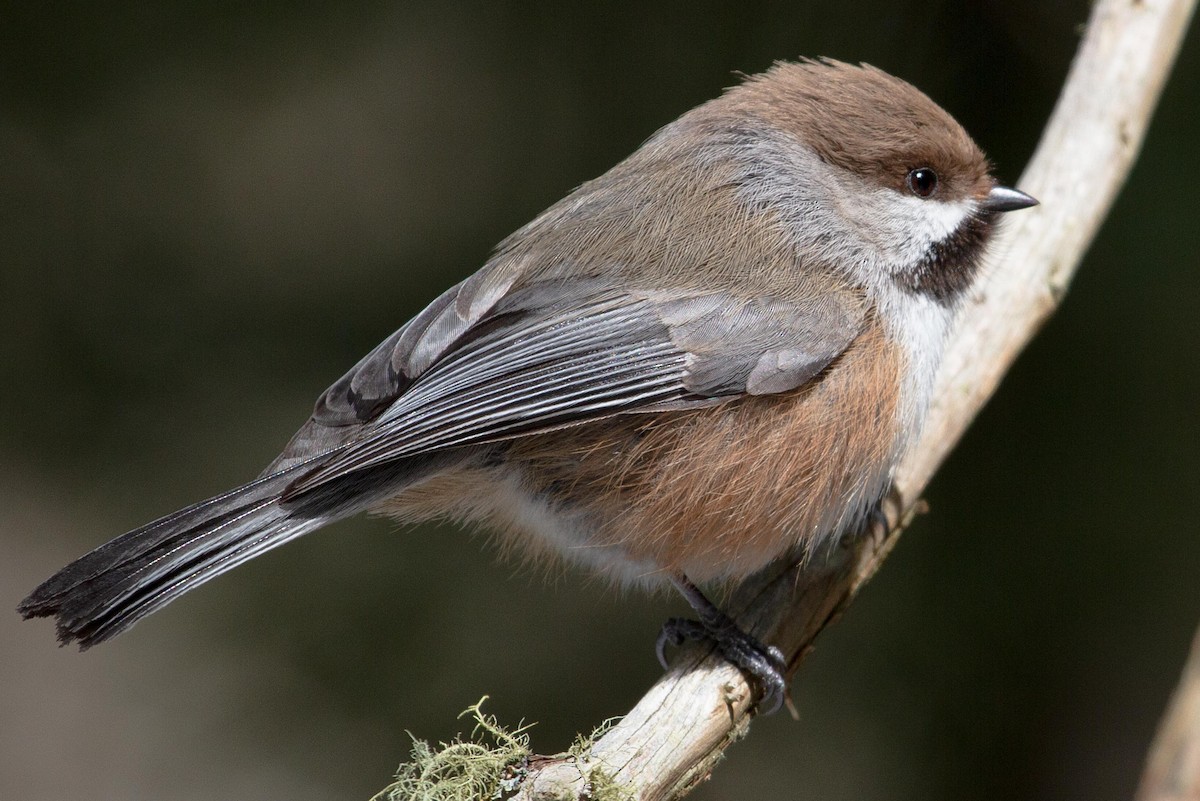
[
  {"left": 1137, "top": 624, "right": 1200, "bottom": 801},
  {"left": 511, "top": 1, "right": 1198, "bottom": 798}
]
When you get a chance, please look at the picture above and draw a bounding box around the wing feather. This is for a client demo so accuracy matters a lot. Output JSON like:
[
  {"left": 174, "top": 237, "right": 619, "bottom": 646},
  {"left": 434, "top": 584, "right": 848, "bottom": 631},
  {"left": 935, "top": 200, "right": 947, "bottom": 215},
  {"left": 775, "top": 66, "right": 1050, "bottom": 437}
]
[
  {"left": 280, "top": 274, "right": 868, "bottom": 499},
  {"left": 286, "top": 292, "right": 692, "bottom": 494}
]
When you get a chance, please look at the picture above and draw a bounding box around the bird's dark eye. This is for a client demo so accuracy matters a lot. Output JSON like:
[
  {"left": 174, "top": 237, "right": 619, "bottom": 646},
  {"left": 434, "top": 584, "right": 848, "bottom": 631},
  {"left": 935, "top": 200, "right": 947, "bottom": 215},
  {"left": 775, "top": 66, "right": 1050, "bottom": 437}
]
[{"left": 906, "top": 167, "right": 939, "bottom": 198}]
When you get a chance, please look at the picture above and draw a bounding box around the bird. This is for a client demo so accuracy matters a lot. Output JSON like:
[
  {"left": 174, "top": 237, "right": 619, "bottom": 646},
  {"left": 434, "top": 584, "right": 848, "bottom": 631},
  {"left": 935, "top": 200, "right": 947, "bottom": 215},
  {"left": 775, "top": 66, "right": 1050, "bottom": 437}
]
[{"left": 19, "top": 58, "right": 1037, "bottom": 713}]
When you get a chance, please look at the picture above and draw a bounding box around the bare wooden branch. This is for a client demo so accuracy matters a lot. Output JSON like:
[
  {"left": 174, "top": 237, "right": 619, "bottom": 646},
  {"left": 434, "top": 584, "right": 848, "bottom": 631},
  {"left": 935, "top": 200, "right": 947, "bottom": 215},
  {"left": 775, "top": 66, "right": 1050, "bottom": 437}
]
[
  {"left": 1137, "top": 624, "right": 1200, "bottom": 801},
  {"left": 513, "top": 1, "right": 1198, "bottom": 798}
]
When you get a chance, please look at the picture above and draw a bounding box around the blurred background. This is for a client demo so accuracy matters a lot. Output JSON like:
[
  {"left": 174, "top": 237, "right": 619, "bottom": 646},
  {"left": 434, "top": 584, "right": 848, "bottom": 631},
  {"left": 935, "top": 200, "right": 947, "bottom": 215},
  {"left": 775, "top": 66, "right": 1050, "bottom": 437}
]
[{"left": 2, "top": 2, "right": 1198, "bottom": 799}]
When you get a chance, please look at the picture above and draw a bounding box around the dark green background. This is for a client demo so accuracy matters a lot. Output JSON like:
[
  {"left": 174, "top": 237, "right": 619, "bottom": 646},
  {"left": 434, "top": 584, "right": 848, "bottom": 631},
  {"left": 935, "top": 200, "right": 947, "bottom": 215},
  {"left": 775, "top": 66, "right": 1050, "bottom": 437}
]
[{"left": 3, "top": 3, "right": 1198, "bottom": 799}]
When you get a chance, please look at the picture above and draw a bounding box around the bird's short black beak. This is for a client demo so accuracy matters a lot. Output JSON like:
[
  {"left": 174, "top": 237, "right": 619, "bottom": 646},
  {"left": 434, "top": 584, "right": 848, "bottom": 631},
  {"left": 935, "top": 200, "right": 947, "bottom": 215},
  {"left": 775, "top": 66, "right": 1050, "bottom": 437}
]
[{"left": 983, "top": 185, "right": 1039, "bottom": 213}]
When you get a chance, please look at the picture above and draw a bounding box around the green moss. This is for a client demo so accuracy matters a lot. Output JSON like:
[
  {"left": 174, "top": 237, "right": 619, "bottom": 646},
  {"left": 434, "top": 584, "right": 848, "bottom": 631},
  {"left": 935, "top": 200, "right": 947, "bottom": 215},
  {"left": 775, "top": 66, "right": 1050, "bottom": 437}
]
[
  {"left": 371, "top": 697, "right": 533, "bottom": 801},
  {"left": 577, "top": 764, "right": 633, "bottom": 801},
  {"left": 370, "top": 699, "right": 632, "bottom": 801}
]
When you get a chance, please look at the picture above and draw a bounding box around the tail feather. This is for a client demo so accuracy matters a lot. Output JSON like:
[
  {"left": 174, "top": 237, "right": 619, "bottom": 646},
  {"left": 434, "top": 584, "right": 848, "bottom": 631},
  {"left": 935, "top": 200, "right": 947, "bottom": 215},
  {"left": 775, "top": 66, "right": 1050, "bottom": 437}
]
[{"left": 18, "top": 465, "right": 338, "bottom": 649}]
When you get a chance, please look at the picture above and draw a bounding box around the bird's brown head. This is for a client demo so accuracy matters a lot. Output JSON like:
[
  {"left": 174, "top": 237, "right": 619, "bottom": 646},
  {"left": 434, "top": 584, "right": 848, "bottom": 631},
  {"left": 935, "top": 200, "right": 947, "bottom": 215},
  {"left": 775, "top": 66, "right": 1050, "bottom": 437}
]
[
  {"left": 701, "top": 59, "right": 1037, "bottom": 303},
  {"left": 742, "top": 60, "right": 993, "bottom": 202}
]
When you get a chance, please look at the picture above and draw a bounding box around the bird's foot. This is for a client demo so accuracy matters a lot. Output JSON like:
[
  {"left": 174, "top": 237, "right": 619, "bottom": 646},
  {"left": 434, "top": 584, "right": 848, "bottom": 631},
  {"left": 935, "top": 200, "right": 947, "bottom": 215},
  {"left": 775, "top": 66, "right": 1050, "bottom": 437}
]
[{"left": 657, "top": 574, "right": 788, "bottom": 715}]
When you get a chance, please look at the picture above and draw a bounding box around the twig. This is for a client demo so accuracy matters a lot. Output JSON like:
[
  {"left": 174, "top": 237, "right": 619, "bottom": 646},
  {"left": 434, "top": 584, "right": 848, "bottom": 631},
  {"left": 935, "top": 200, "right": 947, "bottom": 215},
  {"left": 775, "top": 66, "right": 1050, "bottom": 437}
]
[
  {"left": 1137, "top": 624, "right": 1200, "bottom": 801},
  {"left": 512, "top": 1, "right": 1199, "bottom": 798}
]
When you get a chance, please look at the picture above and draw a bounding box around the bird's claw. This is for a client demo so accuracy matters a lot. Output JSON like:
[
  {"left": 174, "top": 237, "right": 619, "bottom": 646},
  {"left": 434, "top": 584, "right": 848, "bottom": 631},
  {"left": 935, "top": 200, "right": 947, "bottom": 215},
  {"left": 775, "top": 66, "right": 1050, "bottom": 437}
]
[{"left": 656, "top": 615, "right": 788, "bottom": 715}]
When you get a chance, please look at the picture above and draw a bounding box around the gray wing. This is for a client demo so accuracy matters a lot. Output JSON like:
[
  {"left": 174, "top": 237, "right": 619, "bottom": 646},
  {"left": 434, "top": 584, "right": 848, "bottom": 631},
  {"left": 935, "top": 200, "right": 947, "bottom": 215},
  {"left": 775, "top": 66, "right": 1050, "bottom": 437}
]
[
  {"left": 262, "top": 261, "right": 520, "bottom": 473},
  {"left": 273, "top": 268, "right": 866, "bottom": 495}
]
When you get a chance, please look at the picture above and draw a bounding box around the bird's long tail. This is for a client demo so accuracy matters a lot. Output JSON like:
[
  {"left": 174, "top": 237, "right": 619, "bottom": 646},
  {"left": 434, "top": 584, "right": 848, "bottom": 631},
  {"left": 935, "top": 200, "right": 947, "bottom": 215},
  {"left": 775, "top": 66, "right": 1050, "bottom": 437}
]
[{"left": 18, "top": 465, "right": 340, "bottom": 649}]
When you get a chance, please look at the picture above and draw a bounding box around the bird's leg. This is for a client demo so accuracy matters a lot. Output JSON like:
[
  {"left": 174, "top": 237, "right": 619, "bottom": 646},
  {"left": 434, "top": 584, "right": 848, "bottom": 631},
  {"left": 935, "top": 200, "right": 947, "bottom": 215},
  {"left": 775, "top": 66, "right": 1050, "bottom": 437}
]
[{"left": 656, "top": 571, "right": 788, "bottom": 715}]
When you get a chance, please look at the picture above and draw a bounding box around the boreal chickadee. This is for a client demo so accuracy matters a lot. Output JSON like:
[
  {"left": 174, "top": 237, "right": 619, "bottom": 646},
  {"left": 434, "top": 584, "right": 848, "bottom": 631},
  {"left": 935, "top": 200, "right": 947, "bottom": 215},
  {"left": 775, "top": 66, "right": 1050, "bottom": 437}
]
[{"left": 21, "top": 59, "right": 1038, "bottom": 714}]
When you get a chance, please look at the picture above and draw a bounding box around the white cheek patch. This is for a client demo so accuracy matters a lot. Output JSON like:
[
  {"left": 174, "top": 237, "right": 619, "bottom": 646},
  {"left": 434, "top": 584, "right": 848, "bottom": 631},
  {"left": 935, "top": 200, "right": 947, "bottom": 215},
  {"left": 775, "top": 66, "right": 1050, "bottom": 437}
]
[
  {"left": 721, "top": 133, "right": 979, "bottom": 287},
  {"left": 859, "top": 193, "right": 976, "bottom": 273}
]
